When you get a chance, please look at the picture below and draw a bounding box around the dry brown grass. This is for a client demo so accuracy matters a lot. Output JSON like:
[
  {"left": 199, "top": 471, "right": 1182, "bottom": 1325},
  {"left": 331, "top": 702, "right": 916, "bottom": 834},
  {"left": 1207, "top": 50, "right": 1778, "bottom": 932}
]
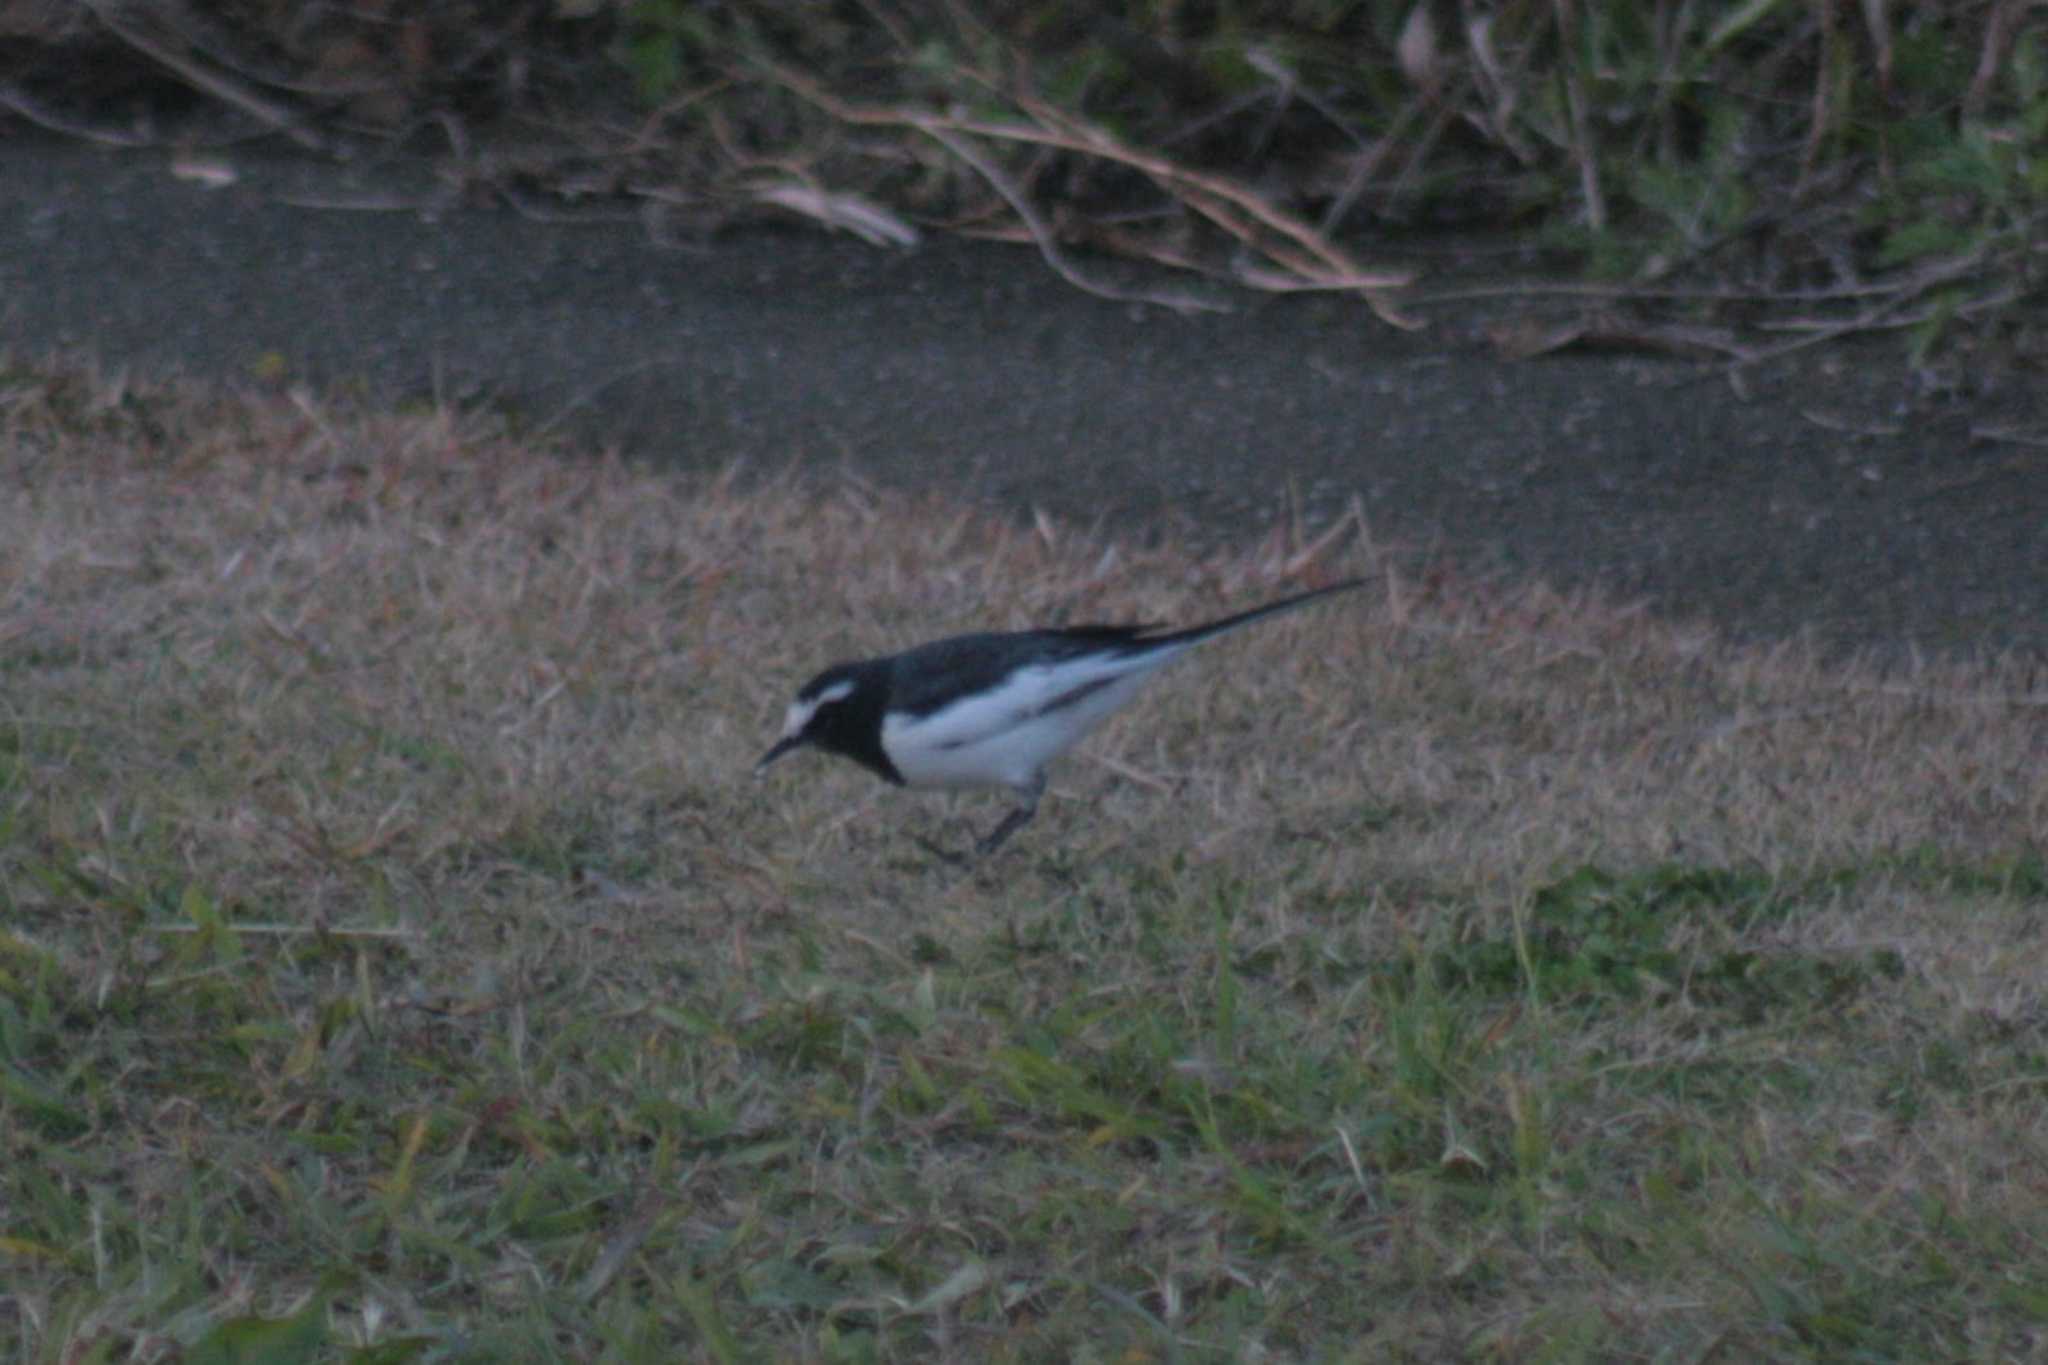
[{"left": 2, "top": 358, "right": 2044, "bottom": 1360}]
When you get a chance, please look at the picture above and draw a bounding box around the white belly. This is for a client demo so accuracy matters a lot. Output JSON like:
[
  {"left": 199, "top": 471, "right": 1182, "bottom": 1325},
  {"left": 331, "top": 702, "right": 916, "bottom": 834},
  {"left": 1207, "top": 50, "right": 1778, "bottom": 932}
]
[{"left": 881, "top": 653, "right": 1178, "bottom": 791}]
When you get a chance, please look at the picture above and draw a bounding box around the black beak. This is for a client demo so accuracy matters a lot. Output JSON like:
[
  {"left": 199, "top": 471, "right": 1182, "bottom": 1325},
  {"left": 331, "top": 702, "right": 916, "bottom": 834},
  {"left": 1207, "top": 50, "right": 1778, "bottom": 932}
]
[{"left": 756, "top": 734, "right": 806, "bottom": 774}]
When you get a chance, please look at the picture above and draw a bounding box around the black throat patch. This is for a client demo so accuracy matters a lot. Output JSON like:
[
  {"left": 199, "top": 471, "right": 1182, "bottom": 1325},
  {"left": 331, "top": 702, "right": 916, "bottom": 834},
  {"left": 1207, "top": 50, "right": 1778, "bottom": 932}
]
[{"left": 802, "top": 663, "right": 904, "bottom": 786}]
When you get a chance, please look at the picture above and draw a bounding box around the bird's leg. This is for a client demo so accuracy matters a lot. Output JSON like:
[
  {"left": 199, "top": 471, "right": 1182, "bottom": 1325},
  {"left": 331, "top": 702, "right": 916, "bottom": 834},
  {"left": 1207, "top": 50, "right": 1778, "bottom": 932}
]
[{"left": 974, "top": 773, "right": 1045, "bottom": 858}]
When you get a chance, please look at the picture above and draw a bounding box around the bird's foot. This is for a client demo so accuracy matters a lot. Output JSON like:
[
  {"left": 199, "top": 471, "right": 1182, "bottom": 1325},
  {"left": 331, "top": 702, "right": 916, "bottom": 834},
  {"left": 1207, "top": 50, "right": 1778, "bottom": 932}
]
[{"left": 909, "top": 831, "right": 973, "bottom": 869}]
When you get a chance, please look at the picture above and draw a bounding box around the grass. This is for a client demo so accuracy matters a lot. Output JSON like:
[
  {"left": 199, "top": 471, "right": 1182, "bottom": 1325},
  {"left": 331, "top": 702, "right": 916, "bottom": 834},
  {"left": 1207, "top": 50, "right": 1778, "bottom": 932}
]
[{"left": 1, "top": 359, "right": 2045, "bottom": 1361}]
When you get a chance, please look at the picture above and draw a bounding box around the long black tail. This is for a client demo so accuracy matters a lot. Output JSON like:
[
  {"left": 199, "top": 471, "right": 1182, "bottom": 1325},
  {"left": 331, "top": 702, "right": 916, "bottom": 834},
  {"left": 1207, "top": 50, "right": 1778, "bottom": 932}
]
[{"left": 1144, "top": 576, "right": 1369, "bottom": 649}]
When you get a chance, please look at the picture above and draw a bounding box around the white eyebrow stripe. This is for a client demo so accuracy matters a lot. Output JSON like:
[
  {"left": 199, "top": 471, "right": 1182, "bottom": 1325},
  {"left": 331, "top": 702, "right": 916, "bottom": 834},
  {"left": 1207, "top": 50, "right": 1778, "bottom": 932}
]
[{"left": 781, "top": 677, "right": 858, "bottom": 738}]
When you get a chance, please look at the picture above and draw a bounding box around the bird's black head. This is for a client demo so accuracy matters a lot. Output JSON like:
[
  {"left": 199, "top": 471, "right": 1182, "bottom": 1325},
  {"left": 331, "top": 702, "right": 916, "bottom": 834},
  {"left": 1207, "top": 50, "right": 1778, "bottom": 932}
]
[{"left": 755, "top": 661, "right": 902, "bottom": 784}]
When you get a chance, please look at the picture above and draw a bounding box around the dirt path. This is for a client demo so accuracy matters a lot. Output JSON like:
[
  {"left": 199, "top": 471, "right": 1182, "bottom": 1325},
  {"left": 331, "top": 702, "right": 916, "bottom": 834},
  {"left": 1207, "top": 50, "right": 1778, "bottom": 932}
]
[{"left": 4, "top": 135, "right": 2042, "bottom": 658}]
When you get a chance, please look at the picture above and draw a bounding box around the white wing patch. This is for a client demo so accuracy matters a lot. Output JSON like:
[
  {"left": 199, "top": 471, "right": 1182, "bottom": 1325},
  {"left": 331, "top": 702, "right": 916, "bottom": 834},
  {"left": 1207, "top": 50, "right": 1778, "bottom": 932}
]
[{"left": 881, "top": 646, "right": 1189, "bottom": 791}]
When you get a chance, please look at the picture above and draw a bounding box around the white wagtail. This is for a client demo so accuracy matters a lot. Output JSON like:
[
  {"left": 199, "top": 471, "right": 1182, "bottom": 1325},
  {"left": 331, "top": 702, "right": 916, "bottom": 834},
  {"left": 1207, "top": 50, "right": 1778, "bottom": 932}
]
[{"left": 756, "top": 577, "right": 1365, "bottom": 855}]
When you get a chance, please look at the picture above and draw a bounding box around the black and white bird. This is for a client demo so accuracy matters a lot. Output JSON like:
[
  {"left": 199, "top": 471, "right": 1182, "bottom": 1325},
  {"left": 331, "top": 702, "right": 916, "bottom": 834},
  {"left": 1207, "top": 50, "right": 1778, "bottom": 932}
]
[{"left": 757, "top": 577, "right": 1365, "bottom": 855}]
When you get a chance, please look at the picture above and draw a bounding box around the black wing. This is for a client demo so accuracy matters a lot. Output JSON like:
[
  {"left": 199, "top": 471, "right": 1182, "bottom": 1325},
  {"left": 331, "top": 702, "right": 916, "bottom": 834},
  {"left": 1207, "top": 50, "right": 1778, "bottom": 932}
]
[
  {"left": 883, "top": 627, "right": 1153, "bottom": 718},
  {"left": 881, "top": 578, "right": 1367, "bottom": 718}
]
